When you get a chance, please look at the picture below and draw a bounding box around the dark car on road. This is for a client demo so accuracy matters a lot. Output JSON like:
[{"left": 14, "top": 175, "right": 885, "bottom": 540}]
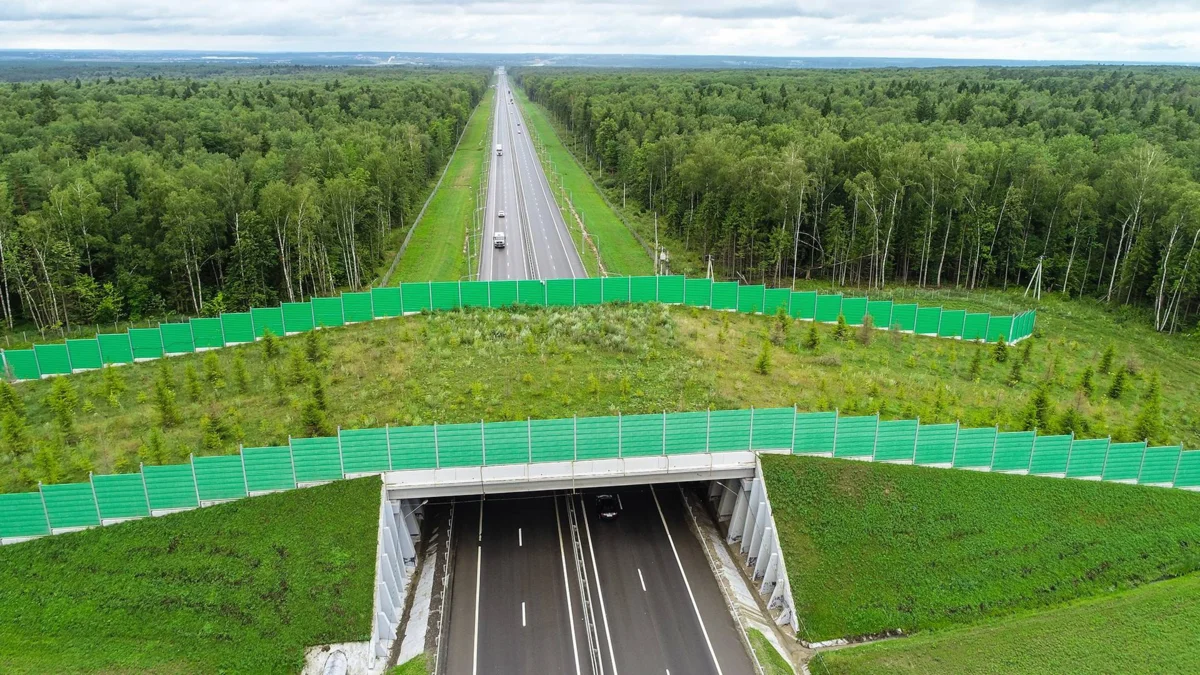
[{"left": 596, "top": 494, "right": 620, "bottom": 520}]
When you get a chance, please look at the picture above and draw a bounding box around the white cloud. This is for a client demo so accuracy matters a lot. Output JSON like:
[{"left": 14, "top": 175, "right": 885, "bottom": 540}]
[{"left": 1, "top": 0, "right": 1199, "bottom": 61}]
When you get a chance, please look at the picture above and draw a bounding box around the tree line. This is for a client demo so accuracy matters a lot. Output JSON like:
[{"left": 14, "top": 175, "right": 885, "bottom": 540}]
[
  {"left": 0, "top": 67, "right": 488, "bottom": 334},
  {"left": 516, "top": 67, "right": 1200, "bottom": 333}
]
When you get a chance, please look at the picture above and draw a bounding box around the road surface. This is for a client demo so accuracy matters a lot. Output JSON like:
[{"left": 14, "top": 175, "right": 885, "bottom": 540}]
[
  {"left": 480, "top": 69, "right": 587, "bottom": 282},
  {"left": 443, "top": 487, "right": 755, "bottom": 675}
]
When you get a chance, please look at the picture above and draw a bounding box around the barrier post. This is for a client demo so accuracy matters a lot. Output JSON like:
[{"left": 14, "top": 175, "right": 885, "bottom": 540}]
[
  {"left": 38, "top": 481, "right": 50, "bottom": 532},
  {"left": 573, "top": 415, "right": 578, "bottom": 461},
  {"left": 190, "top": 454, "right": 201, "bottom": 505},
  {"left": 433, "top": 422, "right": 441, "bottom": 469},
  {"left": 662, "top": 411, "right": 667, "bottom": 457},
  {"left": 1135, "top": 440, "right": 1149, "bottom": 483},
  {"left": 527, "top": 417, "right": 533, "bottom": 464},
  {"left": 141, "top": 464, "right": 153, "bottom": 514},
  {"left": 912, "top": 416, "right": 921, "bottom": 464},
  {"left": 238, "top": 446, "right": 249, "bottom": 495},
  {"left": 870, "top": 413, "right": 881, "bottom": 460},
  {"left": 706, "top": 408, "right": 711, "bottom": 454},
  {"left": 949, "top": 421, "right": 962, "bottom": 466},
  {"left": 988, "top": 424, "right": 1000, "bottom": 470},
  {"left": 618, "top": 412, "right": 623, "bottom": 458},
  {"left": 1099, "top": 437, "right": 1114, "bottom": 479},
  {"left": 789, "top": 405, "right": 797, "bottom": 453},
  {"left": 287, "top": 436, "right": 298, "bottom": 486},
  {"left": 89, "top": 472, "right": 102, "bottom": 524},
  {"left": 337, "top": 427, "right": 346, "bottom": 477},
  {"left": 748, "top": 406, "right": 755, "bottom": 451},
  {"left": 1064, "top": 432, "right": 1077, "bottom": 476},
  {"left": 1027, "top": 429, "right": 1037, "bottom": 473},
  {"left": 386, "top": 424, "right": 394, "bottom": 471},
  {"left": 831, "top": 409, "right": 841, "bottom": 456},
  {"left": 1171, "top": 446, "right": 1184, "bottom": 487},
  {"left": 481, "top": 419, "right": 487, "bottom": 467}
]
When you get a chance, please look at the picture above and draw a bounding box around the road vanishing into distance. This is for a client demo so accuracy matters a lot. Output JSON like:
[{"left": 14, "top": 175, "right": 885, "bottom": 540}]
[
  {"left": 479, "top": 68, "right": 586, "bottom": 282},
  {"left": 444, "top": 486, "right": 755, "bottom": 675}
]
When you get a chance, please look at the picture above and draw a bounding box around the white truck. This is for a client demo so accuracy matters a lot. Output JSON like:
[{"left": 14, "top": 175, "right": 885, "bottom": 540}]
[
  {"left": 493, "top": 231, "right": 506, "bottom": 248},
  {"left": 496, "top": 144, "right": 503, "bottom": 156}
]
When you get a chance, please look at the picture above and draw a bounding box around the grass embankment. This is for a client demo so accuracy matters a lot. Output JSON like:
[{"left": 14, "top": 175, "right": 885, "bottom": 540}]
[
  {"left": 390, "top": 654, "right": 428, "bottom": 674},
  {"left": 749, "top": 628, "right": 795, "bottom": 675},
  {"left": 1, "top": 285, "right": 1197, "bottom": 491},
  {"left": 0, "top": 476, "right": 380, "bottom": 673},
  {"left": 760, "top": 454, "right": 1200, "bottom": 643},
  {"left": 390, "top": 87, "right": 495, "bottom": 283},
  {"left": 515, "top": 87, "right": 653, "bottom": 277},
  {"left": 820, "top": 571, "right": 1200, "bottom": 674}
]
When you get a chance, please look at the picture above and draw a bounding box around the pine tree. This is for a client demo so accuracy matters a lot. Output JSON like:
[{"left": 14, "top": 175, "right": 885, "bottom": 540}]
[
  {"left": 304, "top": 329, "right": 327, "bottom": 364},
  {"left": 771, "top": 305, "right": 790, "bottom": 346},
  {"left": 199, "top": 415, "right": 224, "bottom": 455},
  {"left": 856, "top": 314, "right": 875, "bottom": 346},
  {"left": 833, "top": 314, "right": 850, "bottom": 341},
  {"left": 43, "top": 376, "right": 79, "bottom": 439},
  {"left": 154, "top": 361, "right": 181, "bottom": 427},
  {"left": 1020, "top": 339, "right": 1034, "bottom": 365},
  {"left": 1, "top": 410, "right": 32, "bottom": 458},
  {"left": 1006, "top": 356, "right": 1023, "bottom": 386},
  {"left": 1078, "top": 365, "right": 1094, "bottom": 398},
  {"left": 138, "top": 428, "right": 168, "bottom": 466},
  {"left": 803, "top": 322, "right": 820, "bottom": 350},
  {"left": 967, "top": 347, "right": 985, "bottom": 381},
  {"left": 287, "top": 346, "right": 310, "bottom": 385},
  {"left": 754, "top": 340, "right": 772, "bottom": 375},
  {"left": 102, "top": 366, "right": 127, "bottom": 404},
  {"left": 1056, "top": 404, "right": 1090, "bottom": 436},
  {"left": 1133, "top": 371, "right": 1163, "bottom": 442},
  {"left": 993, "top": 335, "right": 1009, "bottom": 363},
  {"left": 300, "top": 397, "right": 332, "bottom": 437},
  {"left": 1107, "top": 366, "right": 1127, "bottom": 400},
  {"left": 0, "top": 380, "right": 24, "bottom": 417},
  {"left": 232, "top": 352, "right": 250, "bottom": 392},
  {"left": 184, "top": 364, "right": 203, "bottom": 402},
  {"left": 202, "top": 352, "right": 223, "bottom": 386},
  {"left": 261, "top": 328, "right": 280, "bottom": 360},
  {"left": 1022, "top": 385, "right": 1054, "bottom": 431},
  {"left": 1098, "top": 344, "right": 1115, "bottom": 375},
  {"left": 309, "top": 372, "right": 328, "bottom": 410}
]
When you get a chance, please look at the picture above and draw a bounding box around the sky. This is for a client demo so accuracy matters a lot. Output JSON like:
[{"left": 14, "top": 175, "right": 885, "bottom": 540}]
[{"left": 2, "top": 0, "right": 1200, "bottom": 62}]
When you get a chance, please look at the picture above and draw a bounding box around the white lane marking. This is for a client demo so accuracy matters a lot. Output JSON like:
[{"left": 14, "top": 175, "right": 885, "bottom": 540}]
[
  {"left": 554, "top": 496, "right": 583, "bottom": 675},
  {"left": 650, "top": 487, "right": 722, "bottom": 675},
  {"left": 638, "top": 568, "right": 647, "bottom": 592},
  {"left": 472, "top": 503, "right": 483, "bottom": 675},
  {"left": 581, "top": 494, "right": 620, "bottom": 674},
  {"left": 519, "top": 527, "right": 523, "bottom": 547},
  {"left": 522, "top": 601, "right": 527, "bottom": 627},
  {"left": 617, "top": 494, "right": 624, "bottom": 510}
]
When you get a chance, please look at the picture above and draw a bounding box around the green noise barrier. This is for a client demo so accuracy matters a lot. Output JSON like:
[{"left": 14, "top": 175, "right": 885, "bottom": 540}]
[
  {"left": 1, "top": 407, "right": 1192, "bottom": 544},
  {"left": 1, "top": 276, "right": 1036, "bottom": 383}
]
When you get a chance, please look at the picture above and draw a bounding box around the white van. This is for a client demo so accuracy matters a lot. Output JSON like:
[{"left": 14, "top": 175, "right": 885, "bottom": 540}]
[{"left": 493, "top": 231, "right": 506, "bottom": 248}]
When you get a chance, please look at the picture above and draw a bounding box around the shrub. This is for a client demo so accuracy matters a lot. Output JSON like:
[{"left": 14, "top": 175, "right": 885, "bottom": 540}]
[
  {"left": 1078, "top": 365, "right": 1095, "bottom": 398},
  {"left": 153, "top": 363, "right": 181, "bottom": 428},
  {"left": 0, "top": 380, "right": 25, "bottom": 417},
  {"left": 44, "top": 376, "right": 80, "bottom": 439},
  {"left": 993, "top": 335, "right": 1009, "bottom": 363},
  {"left": 1134, "top": 371, "right": 1163, "bottom": 443},
  {"left": 138, "top": 428, "right": 168, "bottom": 466},
  {"left": 1005, "top": 357, "right": 1023, "bottom": 387},
  {"left": 967, "top": 347, "right": 984, "bottom": 381},
  {"left": 1020, "top": 339, "right": 1034, "bottom": 365},
  {"left": 202, "top": 352, "right": 223, "bottom": 386},
  {"left": 304, "top": 329, "right": 327, "bottom": 364},
  {"left": 771, "top": 305, "right": 791, "bottom": 346},
  {"left": 834, "top": 314, "right": 850, "bottom": 342},
  {"left": 1, "top": 411, "right": 32, "bottom": 458},
  {"left": 231, "top": 352, "right": 250, "bottom": 393},
  {"left": 184, "top": 364, "right": 203, "bottom": 402},
  {"left": 1023, "top": 385, "right": 1054, "bottom": 431}
]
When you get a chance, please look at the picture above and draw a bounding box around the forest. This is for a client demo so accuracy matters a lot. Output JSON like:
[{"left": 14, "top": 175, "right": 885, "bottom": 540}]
[
  {"left": 516, "top": 67, "right": 1200, "bottom": 333},
  {"left": 0, "top": 67, "right": 488, "bottom": 335}
]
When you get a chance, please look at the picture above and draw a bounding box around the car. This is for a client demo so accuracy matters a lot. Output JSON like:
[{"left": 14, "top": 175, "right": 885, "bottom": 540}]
[
  {"left": 595, "top": 494, "right": 619, "bottom": 520},
  {"left": 498, "top": 210, "right": 506, "bottom": 218},
  {"left": 518, "top": 129, "right": 522, "bottom": 134},
  {"left": 493, "top": 231, "right": 506, "bottom": 248}
]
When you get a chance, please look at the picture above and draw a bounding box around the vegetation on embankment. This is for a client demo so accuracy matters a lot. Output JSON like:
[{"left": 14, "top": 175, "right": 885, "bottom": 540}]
[
  {"left": 818, "top": 571, "right": 1200, "bottom": 674},
  {"left": 761, "top": 453, "right": 1200, "bottom": 643},
  {"left": 389, "top": 86, "right": 495, "bottom": 283},
  {"left": 0, "top": 284, "right": 1194, "bottom": 492},
  {"left": 0, "top": 476, "right": 380, "bottom": 673},
  {"left": 515, "top": 86, "right": 655, "bottom": 277}
]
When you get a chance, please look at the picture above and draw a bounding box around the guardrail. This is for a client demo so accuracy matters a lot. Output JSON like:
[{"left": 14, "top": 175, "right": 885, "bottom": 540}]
[{"left": 0, "top": 275, "right": 1035, "bottom": 383}]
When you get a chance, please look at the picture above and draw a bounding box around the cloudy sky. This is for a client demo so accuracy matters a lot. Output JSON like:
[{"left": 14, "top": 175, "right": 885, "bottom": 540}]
[{"left": 3, "top": 0, "right": 1199, "bottom": 62}]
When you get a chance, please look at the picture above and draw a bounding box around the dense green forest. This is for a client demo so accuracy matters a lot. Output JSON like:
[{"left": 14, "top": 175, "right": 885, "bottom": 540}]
[
  {"left": 517, "top": 67, "right": 1200, "bottom": 333},
  {"left": 0, "top": 67, "right": 488, "bottom": 334}
]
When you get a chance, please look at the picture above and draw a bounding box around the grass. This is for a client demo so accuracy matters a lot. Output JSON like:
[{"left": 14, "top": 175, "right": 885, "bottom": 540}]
[
  {"left": 749, "top": 628, "right": 794, "bottom": 675},
  {"left": 760, "top": 453, "right": 1200, "bottom": 643},
  {"left": 818, "top": 571, "right": 1200, "bottom": 674},
  {"left": 2, "top": 284, "right": 1197, "bottom": 491},
  {"left": 389, "top": 654, "right": 428, "bottom": 675},
  {"left": 389, "top": 87, "right": 495, "bottom": 283},
  {"left": 0, "top": 476, "right": 380, "bottom": 673},
  {"left": 515, "top": 87, "right": 654, "bottom": 277}
]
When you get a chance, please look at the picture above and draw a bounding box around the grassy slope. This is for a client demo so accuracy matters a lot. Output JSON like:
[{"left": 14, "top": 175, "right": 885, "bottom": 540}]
[
  {"left": 2, "top": 285, "right": 1197, "bottom": 491},
  {"left": 749, "top": 628, "right": 795, "bottom": 675},
  {"left": 0, "top": 476, "right": 380, "bottom": 673},
  {"left": 819, "top": 571, "right": 1200, "bottom": 675},
  {"left": 760, "top": 454, "right": 1200, "bottom": 642},
  {"left": 515, "top": 87, "right": 654, "bottom": 277},
  {"left": 389, "top": 654, "right": 428, "bottom": 675},
  {"left": 390, "top": 87, "right": 494, "bottom": 283}
]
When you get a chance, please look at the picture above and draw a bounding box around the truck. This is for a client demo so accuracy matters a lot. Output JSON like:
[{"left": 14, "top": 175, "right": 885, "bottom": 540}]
[
  {"left": 493, "top": 231, "right": 506, "bottom": 248},
  {"left": 496, "top": 144, "right": 503, "bottom": 156}
]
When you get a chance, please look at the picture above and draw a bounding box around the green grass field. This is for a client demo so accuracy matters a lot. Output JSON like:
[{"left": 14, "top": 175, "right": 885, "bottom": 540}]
[
  {"left": 2, "top": 284, "right": 1197, "bottom": 491},
  {"left": 515, "top": 87, "right": 654, "bottom": 277},
  {"left": 389, "top": 654, "right": 428, "bottom": 675},
  {"left": 760, "top": 454, "right": 1200, "bottom": 643},
  {"left": 749, "top": 628, "right": 795, "bottom": 675},
  {"left": 818, "top": 570, "right": 1200, "bottom": 674},
  {"left": 0, "top": 476, "right": 380, "bottom": 673},
  {"left": 389, "top": 87, "right": 494, "bottom": 283}
]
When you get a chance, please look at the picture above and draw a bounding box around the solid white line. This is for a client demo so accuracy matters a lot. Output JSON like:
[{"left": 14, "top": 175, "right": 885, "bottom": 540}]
[
  {"left": 650, "top": 486, "right": 723, "bottom": 675},
  {"left": 519, "top": 527, "right": 523, "bottom": 547},
  {"left": 582, "top": 494, "right": 620, "bottom": 675},
  {"left": 522, "top": 601, "right": 527, "bottom": 627},
  {"left": 554, "top": 496, "right": 583, "bottom": 675},
  {"left": 472, "top": 543, "right": 482, "bottom": 675},
  {"left": 617, "top": 494, "right": 623, "bottom": 511},
  {"left": 638, "top": 568, "right": 646, "bottom": 592}
]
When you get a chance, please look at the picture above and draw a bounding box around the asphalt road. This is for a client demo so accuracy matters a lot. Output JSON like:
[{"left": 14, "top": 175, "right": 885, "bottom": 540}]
[
  {"left": 480, "top": 69, "right": 586, "bottom": 282},
  {"left": 443, "top": 487, "right": 755, "bottom": 675}
]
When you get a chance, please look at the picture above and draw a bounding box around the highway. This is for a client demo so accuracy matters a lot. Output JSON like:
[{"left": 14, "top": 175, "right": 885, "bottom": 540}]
[
  {"left": 443, "top": 487, "right": 755, "bottom": 675},
  {"left": 480, "top": 68, "right": 587, "bottom": 281}
]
